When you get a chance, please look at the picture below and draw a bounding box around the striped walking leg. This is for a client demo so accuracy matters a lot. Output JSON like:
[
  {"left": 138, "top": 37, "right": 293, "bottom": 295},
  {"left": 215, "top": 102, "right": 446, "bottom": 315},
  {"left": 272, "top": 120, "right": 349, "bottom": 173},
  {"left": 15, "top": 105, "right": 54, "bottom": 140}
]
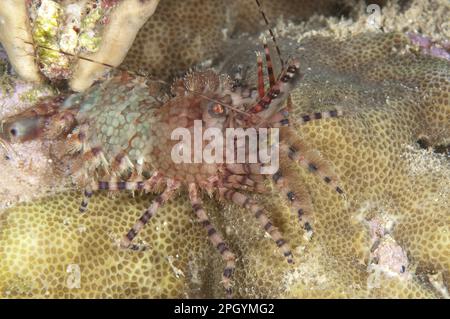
[
  {"left": 279, "top": 129, "right": 345, "bottom": 196},
  {"left": 78, "top": 172, "right": 164, "bottom": 213},
  {"left": 79, "top": 186, "right": 93, "bottom": 213},
  {"left": 220, "top": 188, "right": 294, "bottom": 264},
  {"left": 78, "top": 181, "right": 145, "bottom": 213},
  {"left": 248, "top": 58, "right": 301, "bottom": 115},
  {"left": 262, "top": 37, "right": 276, "bottom": 87},
  {"left": 271, "top": 168, "right": 314, "bottom": 236},
  {"left": 120, "top": 179, "right": 180, "bottom": 251},
  {"left": 268, "top": 107, "right": 344, "bottom": 128},
  {"left": 256, "top": 52, "right": 265, "bottom": 99},
  {"left": 188, "top": 183, "right": 236, "bottom": 298}
]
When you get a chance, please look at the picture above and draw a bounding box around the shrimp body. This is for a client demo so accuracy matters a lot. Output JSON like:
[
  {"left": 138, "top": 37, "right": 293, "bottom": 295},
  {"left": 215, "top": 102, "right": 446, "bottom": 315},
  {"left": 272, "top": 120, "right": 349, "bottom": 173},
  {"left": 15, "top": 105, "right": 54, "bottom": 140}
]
[{"left": 1, "top": 45, "right": 345, "bottom": 298}]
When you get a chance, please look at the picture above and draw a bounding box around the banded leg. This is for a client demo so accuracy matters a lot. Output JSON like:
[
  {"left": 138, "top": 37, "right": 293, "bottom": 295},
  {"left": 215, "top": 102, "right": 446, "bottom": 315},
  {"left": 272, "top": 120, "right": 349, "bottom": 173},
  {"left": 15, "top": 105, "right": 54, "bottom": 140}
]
[
  {"left": 91, "top": 180, "right": 146, "bottom": 191},
  {"left": 78, "top": 181, "right": 143, "bottom": 213},
  {"left": 78, "top": 172, "right": 164, "bottom": 213},
  {"left": 248, "top": 58, "right": 301, "bottom": 115},
  {"left": 280, "top": 129, "right": 344, "bottom": 195},
  {"left": 71, "top": 144, "right": 111, "bottom": 186},
  {"left": 256, "top": 52, "right": 265, "bottom": 99},
  {"left": 188, "top": 183, "right": 236, "bottom": 298},
  {"left": 295, "top": 108, "right": 344, "bottom": 125},
  {"left": 220, "top": 188, "right": 294, "bottom": 264},
  {"left": 262, "top": 37, "right": 276, "bottom": 87},
  {"left": 255, "top": 0, "right": 284, "bottom": 69},
  {"left": 267, "top": 107, "right": 290, "bottom": 127},
  {"left": 271, "top": 167, "right": 314, "bottom": 237},
  {"left": 90, "top": 173, "right": 163, "bottom": 192},
  {"left": 120, "top": 179, "right": 180, "bottom": 250},
  {"left": 79, "top": 186, "right": 93, "bottom": 213},
  {"left": 268, "top": 106, "right": 344, "bottom": 128}
]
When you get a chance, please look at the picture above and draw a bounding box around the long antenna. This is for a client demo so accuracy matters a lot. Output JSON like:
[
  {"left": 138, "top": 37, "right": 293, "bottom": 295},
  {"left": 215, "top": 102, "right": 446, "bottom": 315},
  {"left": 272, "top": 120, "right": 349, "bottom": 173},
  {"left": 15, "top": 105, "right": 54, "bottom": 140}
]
[
  {"left": 18, "top": 2, "right": 284, "bottom": 83},
  {"left": 16, "top": 2, "right": 281, "bottom": 119},
  {"left": 19, "top": 39, "right": 253, "bottom": 118},
  {"left": 0, "top": 137, "right": 19, "bottom": 160},
  {"left": 21, "top": 40, "right": 167, "bottom": 85},
  {"left": 254, "top": 0, "right": 284, "bottom": 68}
]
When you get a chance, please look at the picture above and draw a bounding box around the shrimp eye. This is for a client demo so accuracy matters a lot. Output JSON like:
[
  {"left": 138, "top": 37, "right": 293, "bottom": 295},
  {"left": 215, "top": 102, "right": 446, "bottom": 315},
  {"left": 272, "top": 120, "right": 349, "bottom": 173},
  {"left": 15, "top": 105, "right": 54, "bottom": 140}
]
[
  {"left": 9, "top": 128, "right": 17, "bottom": 137},
  {"left": 212, "top": 104, "right": 224, "bottom": 114},
  {"left": 208, "top": 102, "right": 226, "bottom": 118}
]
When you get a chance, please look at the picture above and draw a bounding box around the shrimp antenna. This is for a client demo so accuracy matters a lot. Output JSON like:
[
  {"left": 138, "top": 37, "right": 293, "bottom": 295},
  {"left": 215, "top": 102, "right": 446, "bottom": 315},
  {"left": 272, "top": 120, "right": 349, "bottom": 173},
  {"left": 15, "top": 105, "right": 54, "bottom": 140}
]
[
  {"left": 254, "top": 0, "right": 284, "bottom": 68},
  {"left": 0, "top": 137, "right": 18, "bottom": 160},
  {"left": 19, "top": 39, "right": 248, "bottom": 118},
  {"left": 20, "top": 40, "right": 168, "bottom": 85}
]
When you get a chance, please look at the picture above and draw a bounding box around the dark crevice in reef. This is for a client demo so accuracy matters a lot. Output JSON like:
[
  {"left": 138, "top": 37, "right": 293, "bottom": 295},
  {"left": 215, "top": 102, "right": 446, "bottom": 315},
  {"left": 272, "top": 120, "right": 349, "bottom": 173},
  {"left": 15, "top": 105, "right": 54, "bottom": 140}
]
[
  {"left": 363, "top": 0, "right": 413, "bottom": 12},
  {"left": 328, "top": 2, "right": 354, "bottom": 19},
  {"left": 416, "top": 138, "right": 450, "bottom": 157},
  {"left": 434, "top": 144, "right": 450, "bottom": 157}
]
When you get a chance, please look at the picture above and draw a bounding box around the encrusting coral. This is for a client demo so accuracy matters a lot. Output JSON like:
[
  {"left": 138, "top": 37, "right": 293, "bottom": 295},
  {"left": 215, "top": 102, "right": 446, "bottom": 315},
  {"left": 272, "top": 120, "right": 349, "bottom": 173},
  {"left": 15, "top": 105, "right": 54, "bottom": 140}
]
[
  {"left": 0, "top": 0, "right": 448, "bottom": 298},
  {"left": 0, "top": 0, "right": 160, "bottom": 91}
]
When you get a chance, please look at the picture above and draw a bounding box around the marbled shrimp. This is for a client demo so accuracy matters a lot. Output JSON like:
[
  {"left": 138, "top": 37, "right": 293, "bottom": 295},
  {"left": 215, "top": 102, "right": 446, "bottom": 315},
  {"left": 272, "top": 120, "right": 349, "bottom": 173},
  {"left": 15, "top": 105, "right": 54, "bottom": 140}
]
[{"left": 0, "top": 6, "right": 346, "bottom": 300}]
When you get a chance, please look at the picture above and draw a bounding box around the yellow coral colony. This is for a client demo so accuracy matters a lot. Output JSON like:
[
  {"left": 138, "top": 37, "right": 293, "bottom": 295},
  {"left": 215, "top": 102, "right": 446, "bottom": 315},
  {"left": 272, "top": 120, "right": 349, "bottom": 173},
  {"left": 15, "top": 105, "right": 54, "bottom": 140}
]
[{"left": 0, "top": 0, "right": 448, "bottom": 298}]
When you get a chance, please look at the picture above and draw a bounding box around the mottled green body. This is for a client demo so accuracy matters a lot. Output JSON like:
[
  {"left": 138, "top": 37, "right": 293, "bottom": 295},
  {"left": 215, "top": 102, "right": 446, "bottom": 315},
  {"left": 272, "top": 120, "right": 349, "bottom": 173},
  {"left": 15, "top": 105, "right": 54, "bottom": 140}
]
[
  {"left": 65, "top": 76, "right": 164, "bottom": 166},
  {"left": 57, "top": 70, "right": 227, "bottom": 184}
]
